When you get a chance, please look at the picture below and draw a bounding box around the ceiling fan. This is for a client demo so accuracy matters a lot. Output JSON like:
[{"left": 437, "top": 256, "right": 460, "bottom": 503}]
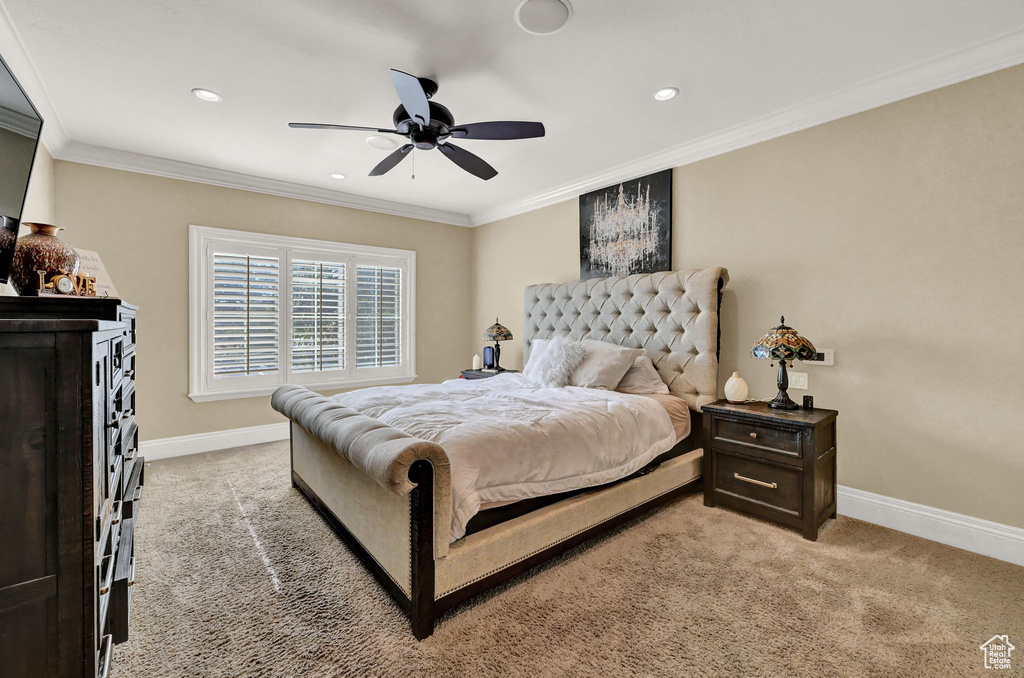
[{"left": 290, "top": 69, "right": 545, "bottom": 181}]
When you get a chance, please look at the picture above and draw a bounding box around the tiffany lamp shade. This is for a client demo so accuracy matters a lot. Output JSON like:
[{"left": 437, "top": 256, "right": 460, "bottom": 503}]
[
  {"left": 483, "top": 318, "right": 513, "bottom": 371},
  {"left": 751, "top": 316, "right": 817, "bottom": 410}
]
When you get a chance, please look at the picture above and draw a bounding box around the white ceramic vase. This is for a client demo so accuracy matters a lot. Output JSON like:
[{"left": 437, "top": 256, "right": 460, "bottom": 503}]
[{"left": 724, "top": 371, "right": 749, "bottom": 403}]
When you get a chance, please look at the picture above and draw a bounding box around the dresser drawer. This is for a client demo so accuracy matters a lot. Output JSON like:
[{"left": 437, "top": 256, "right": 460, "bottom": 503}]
[
  {"left": 714, "top": 417, "right": 801, "bottom": 458},
  {"left": 122, "top": 457, "right": 145, "bottom": 521},
  {"left": 713, "top": 450, "right": 803, "bottom": 517},
  {"left": 111, "top": 516, "right": 137, "bottom": 645},
  {"left": 123, "top": 351, "right": 136, "bottom": 383}
]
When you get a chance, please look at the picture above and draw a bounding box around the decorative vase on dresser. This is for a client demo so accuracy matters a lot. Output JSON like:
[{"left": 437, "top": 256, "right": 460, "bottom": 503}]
[
  {"left": 9, "top": 223, "right": 80, "bottom": 295},
  {"left": 0, "top": 296, "right": 142, "bottom": 678}
]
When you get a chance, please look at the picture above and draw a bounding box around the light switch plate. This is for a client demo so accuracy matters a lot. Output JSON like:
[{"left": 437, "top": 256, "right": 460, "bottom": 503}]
[
  {"left": 801, "top": 348, "right": 834, "bottom": 366},
  {"left": 789, "top": 371, "right": 808, "bottom": 389}
]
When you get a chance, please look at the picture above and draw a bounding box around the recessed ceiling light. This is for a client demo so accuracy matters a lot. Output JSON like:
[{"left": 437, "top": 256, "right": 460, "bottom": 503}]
[
  {"left": 515, "top": 0, "right": 573, "bottom": 35},
  {"left": 329, "top": 173, "right": 346, "bottom": 180},
  {"left": 366, "top": 135, "right": 400, "bottom": 151},
  {"left": 652, "top": 87, "right": 679, "bottom": 102},
  {"left": 192, "top": 88, "right": 222, "bottom": 103}
]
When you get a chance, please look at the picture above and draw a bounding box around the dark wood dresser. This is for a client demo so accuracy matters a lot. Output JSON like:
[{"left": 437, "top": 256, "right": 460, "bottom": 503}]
[
  {"left": 702, "top": 400, "right": 837, "bottom": 540},
  {"left": 0, "top": 297, "right": 142, "bottom": 678}
]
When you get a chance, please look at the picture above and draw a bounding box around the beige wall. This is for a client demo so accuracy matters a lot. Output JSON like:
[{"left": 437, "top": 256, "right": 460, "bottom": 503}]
[
  {"left": 471, "top": 65, "right": 1024, "bottom": 529},
  {"left": 54, "top": 162, "right": 474, "bottom": 440}
]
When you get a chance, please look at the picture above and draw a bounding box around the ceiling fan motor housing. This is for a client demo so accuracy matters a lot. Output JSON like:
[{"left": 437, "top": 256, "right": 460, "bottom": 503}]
[
  {"left": 410, "top": 128, "right": 438, "bottom": 150},
  {"left": 393, "top": 101, "right": 455, "bottom": 134}
]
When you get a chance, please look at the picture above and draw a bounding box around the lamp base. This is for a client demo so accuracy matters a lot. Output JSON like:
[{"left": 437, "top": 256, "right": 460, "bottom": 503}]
[{"left": 768, "top": 390, "right": 799, "bottom": 410}]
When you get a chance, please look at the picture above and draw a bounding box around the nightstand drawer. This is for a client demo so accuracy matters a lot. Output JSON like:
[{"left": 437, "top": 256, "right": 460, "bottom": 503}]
[
  {"left": 714, "top": 417, "right": 801, "bottom": 458},
  {"left": 713, "top": 450, "right": 802, "bottom": 516}
]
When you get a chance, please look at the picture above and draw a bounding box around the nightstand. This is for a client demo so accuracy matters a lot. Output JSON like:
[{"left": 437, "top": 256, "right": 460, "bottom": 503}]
[
  {"left": 702, "top": 401, "right": 838, "bottom": 540},
  {"left": 460, "top": 369, "right": 519, "bottom": 380}
]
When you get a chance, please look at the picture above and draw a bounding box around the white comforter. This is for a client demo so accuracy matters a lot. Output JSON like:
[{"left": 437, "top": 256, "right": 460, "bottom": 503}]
[{"left": 330, "top": 373, "right": 676, "bottom": 542}]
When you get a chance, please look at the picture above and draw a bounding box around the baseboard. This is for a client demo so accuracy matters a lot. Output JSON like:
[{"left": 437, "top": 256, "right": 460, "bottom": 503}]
[
  {"left": 139, "top": 422, "right": 289, "bottom": 461},
  {"left": 838, "top": 485, "right": 1024, "bottom": 567}
]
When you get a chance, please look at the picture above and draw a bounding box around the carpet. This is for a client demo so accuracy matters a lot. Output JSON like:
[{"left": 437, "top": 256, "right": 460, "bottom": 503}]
[{"left": 113, "top": 441, "right": 1023, "bottom": 677}]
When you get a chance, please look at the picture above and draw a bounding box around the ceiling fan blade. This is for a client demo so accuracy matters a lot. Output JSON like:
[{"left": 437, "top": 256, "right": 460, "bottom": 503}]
[
  {"left": 390, "top": 69, "right": 431, "bottom": 127},
  {"left": 289, "top": 122, "right": 401, "bottom": 134},
  {"left": 438, "top": 142, "right": 498, "bottom": 180},
  {"left": 369, "top": 144, "right": 414, "bottom": 176},
  {"left": 448, "top": 121, "right": 545, "bottom": 140}
]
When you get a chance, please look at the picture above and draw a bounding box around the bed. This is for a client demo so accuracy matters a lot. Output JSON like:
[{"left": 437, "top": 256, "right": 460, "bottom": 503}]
[{"left": 271, "top": 267, "right": 728, "bottom": 638}]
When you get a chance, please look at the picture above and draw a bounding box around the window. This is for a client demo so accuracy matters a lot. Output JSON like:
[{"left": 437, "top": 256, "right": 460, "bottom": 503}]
[{"left": 190, "top": 226, "right": 415, "bottom": 402}]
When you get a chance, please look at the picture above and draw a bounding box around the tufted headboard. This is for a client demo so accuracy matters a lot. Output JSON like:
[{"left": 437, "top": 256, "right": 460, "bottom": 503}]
[{"left": 523, "top": 268, "right": 729, "bottom": 411}]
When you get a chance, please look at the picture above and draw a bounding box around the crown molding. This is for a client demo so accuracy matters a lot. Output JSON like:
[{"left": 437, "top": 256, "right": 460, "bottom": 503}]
[
  {"left": 469, "top": 26, "right": 1024, "bottom": 226},
  {"left": 0, "top": 105, "right": 37, "bottom": 136},
  {"left": 56, "top": 141, "right": 473, "bottom": 227},
  {"left": 0, "top": 0, "right": 69, "bottom": 154}
]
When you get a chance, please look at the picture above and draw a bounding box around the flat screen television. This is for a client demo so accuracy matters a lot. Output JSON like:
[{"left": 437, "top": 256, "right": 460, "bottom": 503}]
[{"left": 0, "top": 52, "right": 44, "bottom": 284}]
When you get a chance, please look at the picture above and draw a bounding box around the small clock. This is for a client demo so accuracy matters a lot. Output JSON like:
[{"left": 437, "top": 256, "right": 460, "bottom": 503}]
[{"left": 52, "top": 274, "right": 77, "bottom": 294}]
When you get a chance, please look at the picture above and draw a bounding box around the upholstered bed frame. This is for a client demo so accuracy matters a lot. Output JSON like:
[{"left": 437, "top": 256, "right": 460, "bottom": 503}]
[{"left": 272, "top": 267, "right": 728, "bottom": 638}]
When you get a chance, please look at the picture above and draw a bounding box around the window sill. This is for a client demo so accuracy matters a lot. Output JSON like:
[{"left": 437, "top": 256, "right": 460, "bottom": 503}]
[{"left": 188, "top": 374, "right": 418, "bottom": 403}]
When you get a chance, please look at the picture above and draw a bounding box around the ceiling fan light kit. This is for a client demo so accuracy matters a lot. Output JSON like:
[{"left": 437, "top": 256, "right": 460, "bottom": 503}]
[
  {"left": 290, "top": 69, "right": 545, "bottom": 181},
  {"left": 515, "top": 0, "right": 573, "bottom": 35}
]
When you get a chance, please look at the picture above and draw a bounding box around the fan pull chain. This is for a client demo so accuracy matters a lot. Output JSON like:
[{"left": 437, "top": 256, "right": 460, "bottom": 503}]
[{"left": 411, "top": 150, "right": 415, "bottom": 180}]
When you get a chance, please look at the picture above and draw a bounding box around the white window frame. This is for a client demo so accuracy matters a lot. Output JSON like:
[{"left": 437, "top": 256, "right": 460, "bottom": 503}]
[{"left": 189, "top": 225, "right": 416, "bottom": 402}]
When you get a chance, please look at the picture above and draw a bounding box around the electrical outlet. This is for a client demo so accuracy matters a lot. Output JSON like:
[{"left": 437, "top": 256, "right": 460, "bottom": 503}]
[
  {"left": 789, "top": 371, "right": 808, "bottom": 389},
  {"left": 801, "top": 348, "right": 834, "bottom": 366}
]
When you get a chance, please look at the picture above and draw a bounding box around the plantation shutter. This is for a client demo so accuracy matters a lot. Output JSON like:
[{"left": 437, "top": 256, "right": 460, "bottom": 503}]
[
  {"left": 355, "top": 265, "right": 402, "bottom": 368},
  {"left": 211, "top": 252, "right": 281, "bottom": 377},
  {"left": 291, "top": 259, "right": 346, "bottom": 372}
]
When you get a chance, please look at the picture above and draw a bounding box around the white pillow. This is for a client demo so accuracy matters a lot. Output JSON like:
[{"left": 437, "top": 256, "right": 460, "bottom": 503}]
[
  {"left": 523, "top": 338, "right": 587, "bottom": 388},
  {"left": 568, "top": 340, "right": 644, "bottom": 390},
  {"left": 616, "top": 355, "right": 670, "bottom": 394}
]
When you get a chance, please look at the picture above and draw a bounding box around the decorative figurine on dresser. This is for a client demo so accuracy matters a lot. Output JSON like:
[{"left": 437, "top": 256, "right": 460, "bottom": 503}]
[{"left": 0, "top": 296, "right": 142, "bottom": 678}]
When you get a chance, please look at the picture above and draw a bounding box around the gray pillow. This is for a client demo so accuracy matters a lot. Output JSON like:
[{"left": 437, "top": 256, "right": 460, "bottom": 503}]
[
  {"left": 616, "top": 355, "right": 670, "bottom": 394},
  {"left": 568, "top": 340, "right": 644, "bottom": 390}
]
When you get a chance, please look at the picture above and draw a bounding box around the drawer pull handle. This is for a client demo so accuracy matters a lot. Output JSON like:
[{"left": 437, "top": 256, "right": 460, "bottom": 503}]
[
  {"left": 98, "top": 634, "right": 113, "bottom": 678},
  {"left": 734, "top": 473, "right": 777, "bottom": 489},
  {"left": 98, "top": 554, "right": 115, "bottom": 595},
  {"left": 749, "top": 432, "right": 758, "bottom": 439}
]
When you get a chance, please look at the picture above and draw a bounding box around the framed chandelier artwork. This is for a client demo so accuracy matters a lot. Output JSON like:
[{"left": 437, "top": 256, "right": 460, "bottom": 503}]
[{"left": 579, "top": 169, "right": 672, "bottom": 279}]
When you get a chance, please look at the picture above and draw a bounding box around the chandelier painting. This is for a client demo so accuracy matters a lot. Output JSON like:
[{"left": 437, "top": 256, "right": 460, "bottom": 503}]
[{"left": 579, "top": 169, "right": 672, "bottom": 279}]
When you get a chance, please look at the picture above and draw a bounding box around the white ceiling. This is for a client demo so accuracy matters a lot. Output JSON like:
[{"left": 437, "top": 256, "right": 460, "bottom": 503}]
[{"left": 4, "top": 0, "right": 1024, "bottom": 225}]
